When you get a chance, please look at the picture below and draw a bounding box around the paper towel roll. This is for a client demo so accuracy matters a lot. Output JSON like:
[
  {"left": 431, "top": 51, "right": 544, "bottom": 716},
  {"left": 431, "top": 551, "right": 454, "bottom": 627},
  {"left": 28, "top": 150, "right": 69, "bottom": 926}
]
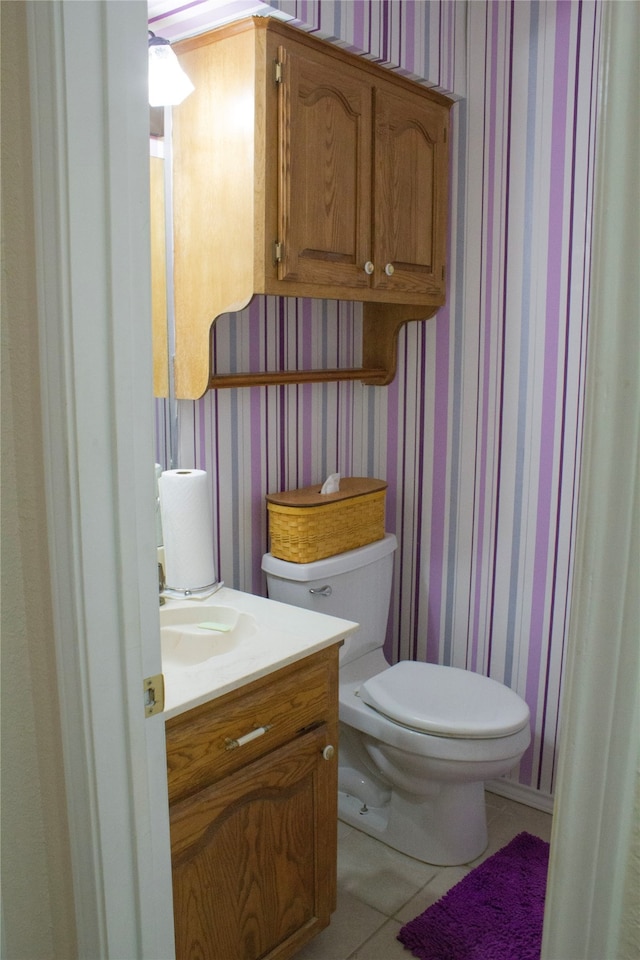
[
  {"left": 155, "top": 463, "right": 164, "bottom": 548},
  {"left": 159, "top": 469, "right": 216, "bottom": 592}
]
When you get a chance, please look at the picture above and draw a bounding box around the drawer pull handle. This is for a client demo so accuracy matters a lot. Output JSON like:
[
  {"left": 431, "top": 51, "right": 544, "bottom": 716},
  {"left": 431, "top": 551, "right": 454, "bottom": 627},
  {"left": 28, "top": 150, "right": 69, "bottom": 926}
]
[
  {"left": 225, "top": 725, "right": 272, "bottom": 750},
  {"left": 322, "top": 745, "right": 335, "bottom": 761}
]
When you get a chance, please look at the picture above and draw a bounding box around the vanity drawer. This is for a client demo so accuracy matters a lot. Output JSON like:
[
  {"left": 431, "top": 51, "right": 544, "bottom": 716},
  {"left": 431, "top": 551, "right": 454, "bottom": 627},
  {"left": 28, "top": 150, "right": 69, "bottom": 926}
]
[{"left": 166, "top": 645, "right": 339, "bottom": 804}]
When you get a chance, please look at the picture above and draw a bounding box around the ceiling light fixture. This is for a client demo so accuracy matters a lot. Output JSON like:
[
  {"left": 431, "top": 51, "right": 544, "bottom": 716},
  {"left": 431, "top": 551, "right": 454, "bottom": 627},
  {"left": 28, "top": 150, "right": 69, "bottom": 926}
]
[{"left": 148, "top": 31, "right": 195, "bottom": 107}]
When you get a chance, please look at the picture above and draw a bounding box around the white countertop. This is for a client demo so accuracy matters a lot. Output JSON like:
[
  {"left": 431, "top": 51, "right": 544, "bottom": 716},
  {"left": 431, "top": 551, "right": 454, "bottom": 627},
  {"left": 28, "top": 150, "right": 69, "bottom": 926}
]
[{"left": 161, "top": 586, "right": 358, "bottom": 719}]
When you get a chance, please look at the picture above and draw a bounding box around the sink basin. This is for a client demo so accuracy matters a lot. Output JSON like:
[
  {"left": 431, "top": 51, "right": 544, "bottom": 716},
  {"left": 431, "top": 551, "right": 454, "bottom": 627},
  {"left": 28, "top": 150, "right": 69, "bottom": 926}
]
[
  {"left": 160, "top": 604, "right": 258, "bottom": 667},
  {"left": 159, "top": 585, "right": 359, "bottom": 719}
]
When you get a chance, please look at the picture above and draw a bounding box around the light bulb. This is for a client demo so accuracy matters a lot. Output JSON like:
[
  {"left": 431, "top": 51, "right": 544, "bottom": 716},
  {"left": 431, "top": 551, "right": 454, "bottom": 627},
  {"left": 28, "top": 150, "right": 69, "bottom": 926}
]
[{"left": 148, "top": 39, "right": 194, "bottom": 107}]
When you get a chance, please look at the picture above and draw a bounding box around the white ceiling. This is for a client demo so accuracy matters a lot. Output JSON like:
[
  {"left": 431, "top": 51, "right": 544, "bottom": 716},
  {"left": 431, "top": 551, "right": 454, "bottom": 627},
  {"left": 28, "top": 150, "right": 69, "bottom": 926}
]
[{"left": 147, "top": 0, "right": 292, "bottom": 43}]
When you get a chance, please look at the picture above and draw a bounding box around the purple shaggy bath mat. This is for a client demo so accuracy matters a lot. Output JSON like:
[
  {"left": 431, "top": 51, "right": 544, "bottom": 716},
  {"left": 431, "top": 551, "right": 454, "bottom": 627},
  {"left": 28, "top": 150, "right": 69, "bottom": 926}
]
[{"left": 398, "top": 832, "right": 549, "bottom": 960}]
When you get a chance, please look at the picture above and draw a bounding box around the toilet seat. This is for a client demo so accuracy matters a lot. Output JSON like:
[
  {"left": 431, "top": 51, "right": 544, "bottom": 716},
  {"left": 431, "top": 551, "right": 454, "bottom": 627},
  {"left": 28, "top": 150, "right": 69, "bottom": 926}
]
[{"left": 359, "top": 661, "right": 530, "bottom": 739}]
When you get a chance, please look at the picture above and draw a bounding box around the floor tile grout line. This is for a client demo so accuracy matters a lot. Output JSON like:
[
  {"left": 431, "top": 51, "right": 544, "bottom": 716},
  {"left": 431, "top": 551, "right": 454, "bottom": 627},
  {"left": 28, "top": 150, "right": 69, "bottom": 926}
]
[
  {"left": 389, "top": 879, "right": 436, "bottom": 922},
  {"left": 346, "top": 915, "right": 402, "bottom": 960},
  {"left": 294, "top": 796, "right": 552, "bottom": 959}
]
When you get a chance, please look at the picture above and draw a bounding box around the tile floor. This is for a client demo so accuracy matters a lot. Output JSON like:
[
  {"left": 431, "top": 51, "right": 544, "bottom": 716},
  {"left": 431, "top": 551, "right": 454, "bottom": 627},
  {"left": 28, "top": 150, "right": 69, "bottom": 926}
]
[{"left": 294, "top": 791, "right": 553, "bottom": 960}]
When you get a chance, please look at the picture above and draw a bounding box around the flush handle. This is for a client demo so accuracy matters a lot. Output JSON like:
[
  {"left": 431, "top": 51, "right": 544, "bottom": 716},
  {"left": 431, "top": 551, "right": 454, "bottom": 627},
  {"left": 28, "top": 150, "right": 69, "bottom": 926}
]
[{"left": 309, "top": 585, "right": 332, "bottom": 597}]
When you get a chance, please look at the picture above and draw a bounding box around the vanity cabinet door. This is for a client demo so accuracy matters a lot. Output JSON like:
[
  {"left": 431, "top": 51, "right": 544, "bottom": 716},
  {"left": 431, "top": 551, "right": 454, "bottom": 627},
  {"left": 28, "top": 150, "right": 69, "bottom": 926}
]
[
  {"left": 371, "top": 84, "right": 448, "bottom": 299},
  {"left": 277, "top": 41, "right": 372, "bottom": 291},
  {"left": 170, "top": 724, "right": 337, "bottom": 960}
]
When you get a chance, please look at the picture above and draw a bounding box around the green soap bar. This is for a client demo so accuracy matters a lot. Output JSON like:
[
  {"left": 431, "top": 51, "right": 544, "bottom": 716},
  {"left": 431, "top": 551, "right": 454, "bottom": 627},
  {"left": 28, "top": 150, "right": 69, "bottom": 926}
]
[{"left": 197, "top": 621, "right": 232, "bottom": 632}]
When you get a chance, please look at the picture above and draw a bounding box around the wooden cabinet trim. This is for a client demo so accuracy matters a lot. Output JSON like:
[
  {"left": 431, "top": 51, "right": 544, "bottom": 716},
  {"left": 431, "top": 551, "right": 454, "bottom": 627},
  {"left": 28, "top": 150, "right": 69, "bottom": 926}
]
[{"left": 176, "top": 17, "right": 453, "bottom": 108}]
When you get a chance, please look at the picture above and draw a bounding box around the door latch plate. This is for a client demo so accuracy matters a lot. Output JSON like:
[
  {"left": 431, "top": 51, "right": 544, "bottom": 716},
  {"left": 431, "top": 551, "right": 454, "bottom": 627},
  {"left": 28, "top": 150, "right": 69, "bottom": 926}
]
[{"left": 144, "top": 673, "right": 165, "bottom": 717}]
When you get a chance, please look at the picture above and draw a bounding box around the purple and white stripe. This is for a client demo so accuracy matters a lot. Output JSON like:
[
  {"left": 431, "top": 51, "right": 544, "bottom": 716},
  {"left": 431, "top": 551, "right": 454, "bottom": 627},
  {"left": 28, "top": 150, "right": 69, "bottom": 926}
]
[{"left": 155, "top": 0, "right": 603, "bottom": 800}]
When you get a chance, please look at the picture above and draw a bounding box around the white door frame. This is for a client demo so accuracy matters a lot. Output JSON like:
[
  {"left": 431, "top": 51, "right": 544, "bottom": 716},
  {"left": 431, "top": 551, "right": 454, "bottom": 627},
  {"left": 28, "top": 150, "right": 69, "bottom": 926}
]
[
  {"left": 542, "top": 2, "right": 640, "bottom": 955},
  {"left": 26, "top": 2, "right": 174, "bottom": 956}
]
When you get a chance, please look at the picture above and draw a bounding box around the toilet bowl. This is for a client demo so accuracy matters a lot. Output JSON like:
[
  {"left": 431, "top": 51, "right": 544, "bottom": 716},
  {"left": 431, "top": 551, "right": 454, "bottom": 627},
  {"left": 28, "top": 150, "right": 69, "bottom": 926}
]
[{"left": 262, "top": 534, "right": 531, "bottom": 865}]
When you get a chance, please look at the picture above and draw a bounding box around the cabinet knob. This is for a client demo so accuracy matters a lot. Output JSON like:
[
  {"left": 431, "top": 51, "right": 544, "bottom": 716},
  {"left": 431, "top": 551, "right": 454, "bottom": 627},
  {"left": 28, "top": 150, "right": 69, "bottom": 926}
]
[
  {"left": 322, "top": 745, "right": 335, "bottom": 761},
  {"left": 364, "top": 261, "right": 375, "bottom": 275},
  {"left": 385, "top": 263, "right": 395, "bottom": 276}
]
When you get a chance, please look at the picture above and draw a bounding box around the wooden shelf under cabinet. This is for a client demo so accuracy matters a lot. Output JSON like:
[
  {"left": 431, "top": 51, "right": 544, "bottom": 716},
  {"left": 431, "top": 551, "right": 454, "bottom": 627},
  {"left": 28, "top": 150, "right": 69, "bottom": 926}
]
[
  {"left": 165, "top": 645, "right": 341, "bottom": 960},
  {"left": 162, "top": 16, "right": 453, "bottom": 398}
]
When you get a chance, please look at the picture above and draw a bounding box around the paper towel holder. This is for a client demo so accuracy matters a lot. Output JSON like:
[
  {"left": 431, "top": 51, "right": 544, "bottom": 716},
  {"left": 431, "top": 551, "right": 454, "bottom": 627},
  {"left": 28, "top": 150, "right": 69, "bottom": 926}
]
[
  {"left": 162, "top": 580, "right": 225, "bottom": 601},
  {"left": 158, "top": 563, "right": 166, "bottom": 605}
]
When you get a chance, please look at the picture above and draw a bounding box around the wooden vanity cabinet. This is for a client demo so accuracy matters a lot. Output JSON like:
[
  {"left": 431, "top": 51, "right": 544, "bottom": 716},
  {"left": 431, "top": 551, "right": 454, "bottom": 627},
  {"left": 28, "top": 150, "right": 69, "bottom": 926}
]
[
  {"left": 165, "top": 645, "right": 341, "bottom": 960},
  {"left": 170, "top": 17, "right": 453, "bottom": 398}
]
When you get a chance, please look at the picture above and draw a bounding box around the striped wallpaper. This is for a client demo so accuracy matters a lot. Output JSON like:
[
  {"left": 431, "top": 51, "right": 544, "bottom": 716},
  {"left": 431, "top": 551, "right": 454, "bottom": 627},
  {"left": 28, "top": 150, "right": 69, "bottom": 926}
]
[{"left": 155, "top": 1, "right": 602, "bottom": 799}]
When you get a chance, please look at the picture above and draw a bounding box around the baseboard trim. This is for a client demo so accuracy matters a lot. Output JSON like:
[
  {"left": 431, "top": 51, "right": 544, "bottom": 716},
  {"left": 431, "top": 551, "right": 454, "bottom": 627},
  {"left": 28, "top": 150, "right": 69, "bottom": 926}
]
[{"left": 486, "top": 779, "right": 555, "bottom": 815}]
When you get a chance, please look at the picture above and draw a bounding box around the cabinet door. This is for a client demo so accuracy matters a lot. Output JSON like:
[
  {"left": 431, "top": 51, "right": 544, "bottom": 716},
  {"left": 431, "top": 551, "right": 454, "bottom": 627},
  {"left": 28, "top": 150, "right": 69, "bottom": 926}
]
[
  {"left": 170, "top": 725, "right": 337, "bottom": 960},
  {"left": 372, "top": 85, "right": 448, "bottom": 299},
  {"left": 278, "top": 43, "right": 372, "bottom": 290}
]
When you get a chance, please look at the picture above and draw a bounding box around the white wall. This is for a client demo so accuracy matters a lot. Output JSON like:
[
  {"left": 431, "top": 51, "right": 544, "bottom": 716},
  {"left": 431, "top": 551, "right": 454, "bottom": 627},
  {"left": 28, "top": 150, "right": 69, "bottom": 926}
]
[{"left": 0, "top": 3, "right": 76, "bottom": 955}]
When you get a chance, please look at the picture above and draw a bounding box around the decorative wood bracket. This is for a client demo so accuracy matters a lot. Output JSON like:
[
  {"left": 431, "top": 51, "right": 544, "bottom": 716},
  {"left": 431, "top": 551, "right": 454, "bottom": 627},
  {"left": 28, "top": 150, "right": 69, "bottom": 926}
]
[{"left": 196, "top": 302, "right": 440, "bottom": 393}]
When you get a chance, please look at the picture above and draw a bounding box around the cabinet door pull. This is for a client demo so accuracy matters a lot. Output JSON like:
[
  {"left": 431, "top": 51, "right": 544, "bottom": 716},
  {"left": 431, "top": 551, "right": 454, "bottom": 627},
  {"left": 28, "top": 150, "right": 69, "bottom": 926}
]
[
  {"left": 384, "top": 263, "right": 395, "bottom": 276},
  {"left": 225, "top": 724, "right": 272, "bottom": 750},
  {"left": 364, "top": 260, "right": 375, "bottom": 275}
]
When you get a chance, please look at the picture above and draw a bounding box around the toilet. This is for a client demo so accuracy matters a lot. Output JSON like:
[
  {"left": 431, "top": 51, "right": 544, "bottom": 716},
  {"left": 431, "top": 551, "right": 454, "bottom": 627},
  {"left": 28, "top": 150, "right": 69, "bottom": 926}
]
[{"left": 262, "top": 534, "right": 531, "bottom": 866}]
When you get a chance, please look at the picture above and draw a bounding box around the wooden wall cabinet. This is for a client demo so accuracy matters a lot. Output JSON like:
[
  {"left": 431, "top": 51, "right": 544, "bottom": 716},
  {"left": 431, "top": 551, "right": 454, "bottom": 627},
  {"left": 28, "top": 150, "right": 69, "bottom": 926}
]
[
  {"left": 171, "top": 17, "right": 453, "bottom": 398},
  {"left": 165, "top": 646, "right": 340, "bottom": 960}
]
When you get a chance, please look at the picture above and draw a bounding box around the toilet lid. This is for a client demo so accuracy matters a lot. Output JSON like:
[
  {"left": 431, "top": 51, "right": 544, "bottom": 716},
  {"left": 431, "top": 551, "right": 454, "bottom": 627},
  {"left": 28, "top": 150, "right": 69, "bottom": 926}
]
[{"left": 359, "top": 661, "right": 530, "bottom": 738}]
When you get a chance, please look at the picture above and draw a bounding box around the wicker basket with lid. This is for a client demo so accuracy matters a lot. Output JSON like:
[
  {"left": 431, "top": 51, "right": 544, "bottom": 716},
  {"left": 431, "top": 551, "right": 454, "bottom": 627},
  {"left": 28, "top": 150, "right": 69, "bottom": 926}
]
[{"left": 266, "top": 477, "right": 387, "bottom": 563}]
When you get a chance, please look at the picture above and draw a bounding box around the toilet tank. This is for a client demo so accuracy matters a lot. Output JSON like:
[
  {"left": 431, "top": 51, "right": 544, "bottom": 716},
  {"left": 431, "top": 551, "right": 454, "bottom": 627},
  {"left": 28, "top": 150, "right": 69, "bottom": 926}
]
[{"left": 262, "top": 534, "right": 397, "bottom": 665}]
